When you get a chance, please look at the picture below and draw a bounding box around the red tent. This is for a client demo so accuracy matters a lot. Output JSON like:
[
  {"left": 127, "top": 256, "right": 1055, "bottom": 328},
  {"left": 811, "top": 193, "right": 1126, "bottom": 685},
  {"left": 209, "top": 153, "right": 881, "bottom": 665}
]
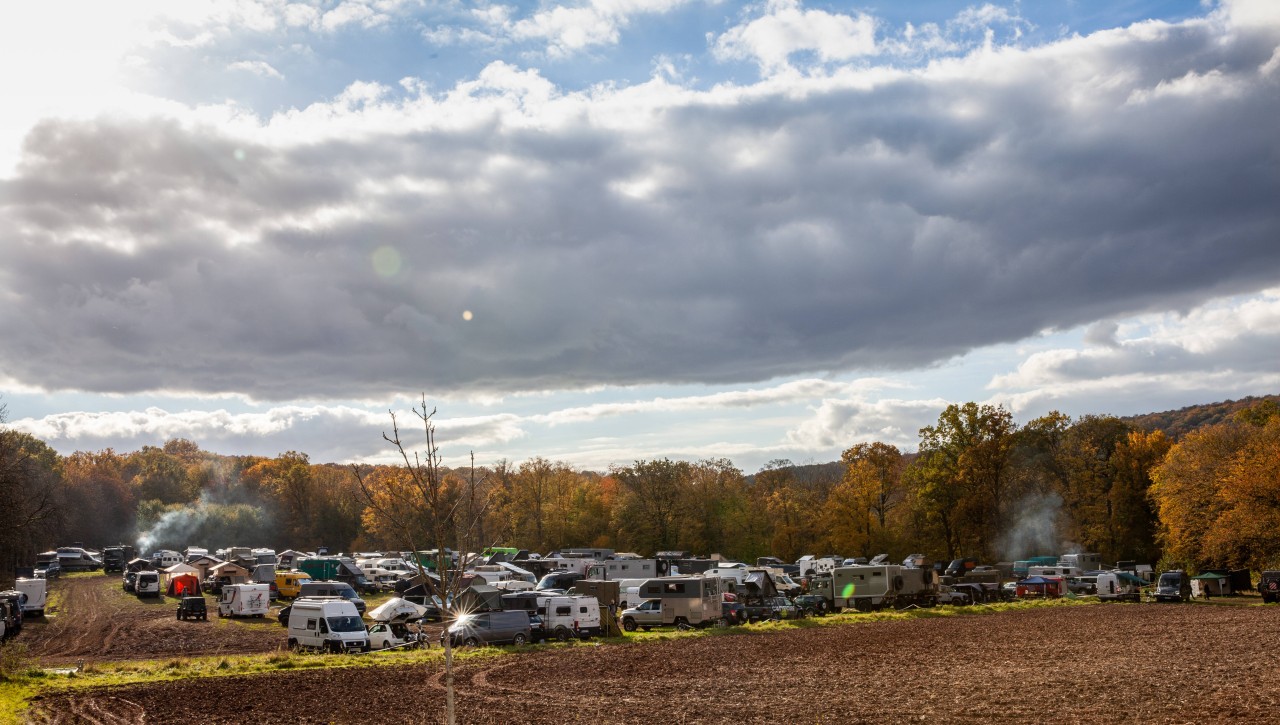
[{"left": 167, "top": 573, "right": 200, "bottom": 597}]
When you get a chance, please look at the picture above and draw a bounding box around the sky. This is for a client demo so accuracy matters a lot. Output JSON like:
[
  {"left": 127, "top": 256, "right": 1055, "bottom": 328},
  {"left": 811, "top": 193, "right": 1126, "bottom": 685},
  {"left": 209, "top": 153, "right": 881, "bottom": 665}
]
[{"left": 1, "top": 0, "right": 1278, "bottom": 474}]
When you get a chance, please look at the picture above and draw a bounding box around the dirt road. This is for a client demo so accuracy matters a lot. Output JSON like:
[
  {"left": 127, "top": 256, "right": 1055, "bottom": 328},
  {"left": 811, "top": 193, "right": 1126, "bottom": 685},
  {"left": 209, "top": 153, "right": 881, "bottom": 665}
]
[
  {"left": 21, "top": 574, "right": 283, "bottom": 665},
  {"left": 26, "top": 602, "right": 1280, "bottom": 723}
]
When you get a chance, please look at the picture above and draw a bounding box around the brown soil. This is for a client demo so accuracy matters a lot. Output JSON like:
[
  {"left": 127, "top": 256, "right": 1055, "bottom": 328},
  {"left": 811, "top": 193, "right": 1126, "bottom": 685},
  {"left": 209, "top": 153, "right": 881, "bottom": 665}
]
[
  {"left": 20, "top": 573, "right": 286, "bottom": 665},
  {"left": 24, "top": 600, "right": 1280, "bottom": 724}
]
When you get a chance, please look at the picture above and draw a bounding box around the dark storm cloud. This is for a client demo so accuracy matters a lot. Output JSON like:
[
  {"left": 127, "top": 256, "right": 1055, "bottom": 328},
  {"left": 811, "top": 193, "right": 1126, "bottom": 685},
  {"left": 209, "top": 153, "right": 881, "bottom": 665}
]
[{"left": 1, "top": 9, "right": 1278, "bottom": 399}]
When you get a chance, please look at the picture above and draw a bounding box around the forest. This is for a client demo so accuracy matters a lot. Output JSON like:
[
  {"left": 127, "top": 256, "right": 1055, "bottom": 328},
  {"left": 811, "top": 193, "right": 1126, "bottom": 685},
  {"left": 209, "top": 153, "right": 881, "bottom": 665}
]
[{"left": 2, "top": 397, "right": 1278, "bottom": 581}]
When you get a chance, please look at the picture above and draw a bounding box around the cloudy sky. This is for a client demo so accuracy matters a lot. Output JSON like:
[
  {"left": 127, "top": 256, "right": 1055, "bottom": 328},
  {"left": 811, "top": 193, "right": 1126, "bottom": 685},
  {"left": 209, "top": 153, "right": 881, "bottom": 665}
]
[{"left": 2, "top": 0, "right": 1278, "bottom": 473}]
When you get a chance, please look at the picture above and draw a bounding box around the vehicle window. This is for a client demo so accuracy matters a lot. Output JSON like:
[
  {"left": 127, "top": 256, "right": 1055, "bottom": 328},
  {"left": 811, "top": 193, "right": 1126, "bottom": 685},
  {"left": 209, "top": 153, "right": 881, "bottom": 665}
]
[
  {"left": 306, "top": 618, "right": 317, "bottom": 631},
  {"left": 555, "top": 606, "right": 571, "bottom": 615},
  {"left": 579, "top": 606, "right": 588, "bottom": 613}
]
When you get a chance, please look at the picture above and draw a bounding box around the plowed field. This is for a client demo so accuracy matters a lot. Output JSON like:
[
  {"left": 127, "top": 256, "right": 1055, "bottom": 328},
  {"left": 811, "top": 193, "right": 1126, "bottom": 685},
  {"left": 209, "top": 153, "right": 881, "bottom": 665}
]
[{"left": 24, "top": 598, "right": 1280, "bottom": 724}]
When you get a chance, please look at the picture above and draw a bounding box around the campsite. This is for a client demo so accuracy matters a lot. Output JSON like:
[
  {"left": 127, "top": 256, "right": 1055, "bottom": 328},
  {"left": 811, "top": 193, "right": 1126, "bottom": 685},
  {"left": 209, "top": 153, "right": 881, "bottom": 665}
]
[{"left": 6, "top": 572, "right": 1280, "bottom": 723}]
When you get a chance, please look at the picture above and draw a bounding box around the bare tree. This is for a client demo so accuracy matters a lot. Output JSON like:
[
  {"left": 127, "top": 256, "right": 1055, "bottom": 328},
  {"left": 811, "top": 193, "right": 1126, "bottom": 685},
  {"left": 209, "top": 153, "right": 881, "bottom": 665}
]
[{"left": 353, "top": 397, "right": 492, "bottom": 725}]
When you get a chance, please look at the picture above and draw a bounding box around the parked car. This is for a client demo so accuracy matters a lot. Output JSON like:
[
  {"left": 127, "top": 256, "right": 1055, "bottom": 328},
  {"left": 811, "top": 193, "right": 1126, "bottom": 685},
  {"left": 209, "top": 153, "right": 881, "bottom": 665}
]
[
  {"left": 34, "top": 559, "right": 61, "bottom": 580},
  {"left": 177, "top": 596, "right": 208, "bottom": 621},
  {"left": 720, "top": 601, "right": 747, "bottom": 626},
  {"left": 440, "top": 610, "right": 532, "bottom": 647},
  {"left": 297, "top": 581, "right": 366, "bottom": 615},
  {"left": 793, "top": 594, "right": 829, "bottom": 616},
  {"left": 123, "top": 571, "right": 139, "bottom": 593},
  {"left": 277, "top": 604, "right": 293, "bottom": 627}
]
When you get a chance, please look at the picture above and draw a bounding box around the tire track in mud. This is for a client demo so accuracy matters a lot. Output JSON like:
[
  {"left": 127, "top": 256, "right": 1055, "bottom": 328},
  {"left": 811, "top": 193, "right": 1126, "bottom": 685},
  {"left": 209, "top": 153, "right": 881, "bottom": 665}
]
[{"left": 22, "top": 574, "right": 284, "bottom": 665}]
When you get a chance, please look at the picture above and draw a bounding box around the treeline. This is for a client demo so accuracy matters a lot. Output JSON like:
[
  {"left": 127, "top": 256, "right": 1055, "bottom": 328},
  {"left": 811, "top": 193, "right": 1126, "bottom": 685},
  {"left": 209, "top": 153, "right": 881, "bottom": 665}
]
[{"left": 2, "top": 400, "right": 1279, "bottom": 581}]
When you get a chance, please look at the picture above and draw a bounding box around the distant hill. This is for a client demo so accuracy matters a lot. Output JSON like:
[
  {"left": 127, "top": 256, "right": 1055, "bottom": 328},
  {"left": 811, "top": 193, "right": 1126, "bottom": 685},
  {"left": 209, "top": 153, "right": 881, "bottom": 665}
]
[{"left": 1122, "top": 394, "right": 1280, "bottom": 440}]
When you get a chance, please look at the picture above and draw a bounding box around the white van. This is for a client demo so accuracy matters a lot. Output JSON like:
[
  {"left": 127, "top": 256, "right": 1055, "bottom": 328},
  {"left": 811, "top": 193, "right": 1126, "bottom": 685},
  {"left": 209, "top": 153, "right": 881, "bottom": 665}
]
[
  {"left": 287, "top": 597, "right": 370, "bottom": 653},
  {"left": 218, "top": 583, "right": 270, "bottom": 618},
  {"left": 152, "top": 550, "right": 183, "bottom": 568},
  {"left": 15, "top": 578, "right": 47, "bottom": 616},
  {"left": 541, "top": 595, "right": 602, "bottom": 641}
]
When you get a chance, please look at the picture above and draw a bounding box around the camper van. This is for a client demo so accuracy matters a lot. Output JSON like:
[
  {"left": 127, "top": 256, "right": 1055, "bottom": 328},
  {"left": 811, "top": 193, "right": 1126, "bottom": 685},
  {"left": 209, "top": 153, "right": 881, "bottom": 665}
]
[
  {"left": 151, "top": 550, "right": 183, "bottom": 568},
  {"left": 287, "top": 597, "right": 370, "bottom": 653},
  {"left": 1153, "top": 570, "right": 1192, "bottom": 603},
  {"left": 15, "top": 578, "right": 47, "bottom": 617},
  {"left": 1095, "top": 571, "right": 1142, "bottom": 602},
  {"left": 275, "top": 571, "right": 313, "bottom": 599},
  {"left": 218, "top": 583, "right": 270, "bottom": 618}
]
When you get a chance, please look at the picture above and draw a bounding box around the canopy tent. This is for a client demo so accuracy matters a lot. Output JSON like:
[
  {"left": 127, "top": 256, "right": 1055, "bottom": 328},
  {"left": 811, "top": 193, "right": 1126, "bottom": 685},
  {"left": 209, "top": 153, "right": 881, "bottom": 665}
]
[
  {"left": 1015, "top": 576, "right": 1064, "bottom": 598},
  {"left": 1191, "top": 572, "right": 1230, "bottom": 597},
  {"left": 163, "top": 563, "right": 201, "bottom": 592}
]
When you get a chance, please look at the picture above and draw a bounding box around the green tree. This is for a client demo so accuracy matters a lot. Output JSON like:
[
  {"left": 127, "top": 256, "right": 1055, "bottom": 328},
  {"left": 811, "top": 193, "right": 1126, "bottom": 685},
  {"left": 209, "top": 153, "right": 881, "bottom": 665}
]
[{"left": 612, "top": 459, "right": 690, "bottom": 553}]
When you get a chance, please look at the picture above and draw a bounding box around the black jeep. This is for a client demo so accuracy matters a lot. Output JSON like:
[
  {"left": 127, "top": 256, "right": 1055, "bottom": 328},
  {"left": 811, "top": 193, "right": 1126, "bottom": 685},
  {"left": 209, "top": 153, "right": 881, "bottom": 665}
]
[{"left": 177, "top": 596, "right": 208, "bottom": 621}]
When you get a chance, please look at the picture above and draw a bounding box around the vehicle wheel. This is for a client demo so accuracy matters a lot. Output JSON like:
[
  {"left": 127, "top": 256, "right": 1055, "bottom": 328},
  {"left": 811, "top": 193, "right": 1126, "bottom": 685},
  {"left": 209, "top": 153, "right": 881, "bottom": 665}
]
[
  {"left": 674, "top": 617, "right": 689, "bottom": 630},
  {"left": 717, "top": 617, "right": 730, "bottom": 628},
  {"left": 555, "top": 627, "right": 571, "bottom": 642},
  {"left": 381, "top": 641, "right": 390, "bottom": 649},
  {"left": 176, "top": 613, "right": 182, "bottom": 621},
  {"left": 463, "top": 636, "right": 480, "bottom": 647},
  {"left": 622, "top": 618, "right": 637, "bottom": 632},
  {"left": 512, "top": 633, "right": 527, "bottom": 645},
  {"left": 287, "top": 638, "right": 299, "bottom": 651}
]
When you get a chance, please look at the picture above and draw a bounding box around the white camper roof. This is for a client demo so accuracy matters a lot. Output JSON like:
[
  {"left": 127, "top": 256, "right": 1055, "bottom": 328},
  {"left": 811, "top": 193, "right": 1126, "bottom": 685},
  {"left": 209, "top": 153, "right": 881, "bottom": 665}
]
[{"left": 368, "top": 597, "right": 429, "bottom": 623}]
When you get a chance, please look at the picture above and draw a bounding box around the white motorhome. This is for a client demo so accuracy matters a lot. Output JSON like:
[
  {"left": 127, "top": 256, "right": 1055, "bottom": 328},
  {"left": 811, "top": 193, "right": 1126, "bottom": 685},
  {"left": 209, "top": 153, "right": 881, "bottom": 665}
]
[
  {"left": 796, "top": 555, "right": 838, "bottom": 578},
  {"left": 506, "top": 593, "right": 603, "bottom": 641},
  {"left": 287, "top": 597, "right": 370, "bottom": 653},
  {"left": 184, "top": 547, "right": 208, "bottom": 563},
  {"left": 15, "top": 578, "right": 47, "bottom": 616},
  {"left": 585, "top": 559, "right": 668, "bottom": 582},
  {"left": 218, "top": 583, "right": 270, "bottom": 618},
  {"left": 831, "top": 564, "right": 901, "bottom": 611}
]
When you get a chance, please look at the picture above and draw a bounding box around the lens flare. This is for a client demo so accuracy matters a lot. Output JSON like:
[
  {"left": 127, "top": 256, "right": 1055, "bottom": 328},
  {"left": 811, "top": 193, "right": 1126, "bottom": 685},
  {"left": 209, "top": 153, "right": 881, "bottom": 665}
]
[{"left": 372, "top": 246, "right": 401, "bottom": 277}]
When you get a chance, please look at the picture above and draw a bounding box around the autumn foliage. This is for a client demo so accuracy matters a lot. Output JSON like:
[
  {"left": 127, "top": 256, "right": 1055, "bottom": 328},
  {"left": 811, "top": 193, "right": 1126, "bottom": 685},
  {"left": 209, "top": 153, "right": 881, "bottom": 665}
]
[{"left": 2, "top": 399, "right": 1279, "bottom": 580}]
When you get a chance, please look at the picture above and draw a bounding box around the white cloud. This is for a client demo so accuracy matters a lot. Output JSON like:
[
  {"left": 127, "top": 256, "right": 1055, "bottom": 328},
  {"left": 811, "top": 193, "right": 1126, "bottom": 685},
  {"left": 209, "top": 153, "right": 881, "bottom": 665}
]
[
  {"left": 1, "top": 2, "right": 1277, "bottom": 410},
  {"left": 227, "top": 60, "right": 284, "bottom": 79},
  {"left": 712, "top": 0, "right": 877, "bottom": 74}
]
